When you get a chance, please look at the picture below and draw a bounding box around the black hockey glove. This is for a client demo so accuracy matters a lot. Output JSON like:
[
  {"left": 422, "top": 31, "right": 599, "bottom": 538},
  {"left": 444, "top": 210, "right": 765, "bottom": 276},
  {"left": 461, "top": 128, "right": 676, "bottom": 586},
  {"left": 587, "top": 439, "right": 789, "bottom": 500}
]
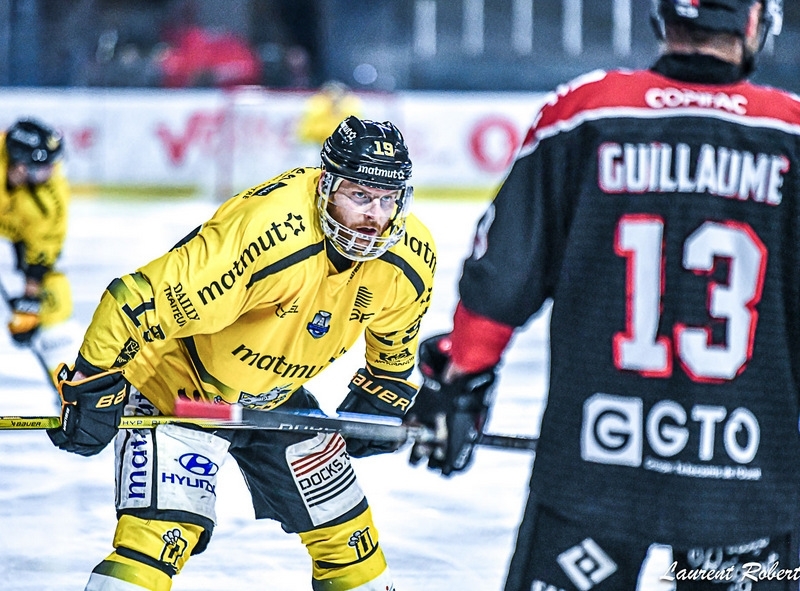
[
  {"left": 47, "top": 356, "right": 128, "bottom": 457},
  {"left": 8, "top": 294, "right": 41, "bottom": 345},
  {"left": 406, "top": 334, "right": 496, "bottom": 476},
  {"left": 336, "top": 366, "right": 417, "bottom": 458}
]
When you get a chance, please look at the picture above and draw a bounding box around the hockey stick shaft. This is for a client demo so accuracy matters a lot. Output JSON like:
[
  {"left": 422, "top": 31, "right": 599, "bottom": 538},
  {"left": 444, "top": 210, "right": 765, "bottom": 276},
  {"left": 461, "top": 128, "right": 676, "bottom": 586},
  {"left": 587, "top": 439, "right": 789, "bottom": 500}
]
[
  {"left": 0, "top": 408, "right": 538, "bottom": 451},
  {"left": 0, "top": 410, "right": 431, "bottom": 440},
  {"left": 0, "top": 275, "right": 58, "bottom": 391}
]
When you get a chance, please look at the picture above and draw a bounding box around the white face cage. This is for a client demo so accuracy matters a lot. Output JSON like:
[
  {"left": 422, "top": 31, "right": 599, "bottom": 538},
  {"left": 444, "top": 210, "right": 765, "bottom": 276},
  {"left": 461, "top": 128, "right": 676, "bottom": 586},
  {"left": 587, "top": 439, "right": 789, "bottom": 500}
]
[{"left": 317, "top": 172, "right": 414, "bottom": 262}]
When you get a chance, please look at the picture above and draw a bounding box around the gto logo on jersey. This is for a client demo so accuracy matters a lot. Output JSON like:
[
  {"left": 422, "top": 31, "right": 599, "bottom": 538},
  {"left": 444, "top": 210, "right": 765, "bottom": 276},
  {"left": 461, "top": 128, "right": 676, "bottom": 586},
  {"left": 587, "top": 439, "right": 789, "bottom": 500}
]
[
  {"left": 582, "top": 393, "right": 760, "bottom": 468},
  {"left": 197, "top": 213, "right": 306, "bottom": 305},
  {"left": 178, "top": 453, "right": 219, "bottom": 476},
  {"left": 598, "top": 142, "right": 788, "bottom": 204},
  {"left": 557, "top": 539, "right": 617, "bottom": 591}
]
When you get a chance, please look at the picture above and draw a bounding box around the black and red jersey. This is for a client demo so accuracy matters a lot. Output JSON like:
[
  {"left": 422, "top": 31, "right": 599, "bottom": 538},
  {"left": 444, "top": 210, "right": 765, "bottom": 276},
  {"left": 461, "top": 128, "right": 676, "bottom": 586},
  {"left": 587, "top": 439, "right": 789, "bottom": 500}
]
[{"left": 454, "top": 55, "right": 800, "bottom": 545}]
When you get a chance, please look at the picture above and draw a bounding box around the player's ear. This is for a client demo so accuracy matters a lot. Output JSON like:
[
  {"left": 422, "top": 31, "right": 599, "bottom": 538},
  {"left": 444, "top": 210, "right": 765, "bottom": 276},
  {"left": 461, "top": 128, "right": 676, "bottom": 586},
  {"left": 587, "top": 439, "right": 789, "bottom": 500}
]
[{"left": 746, "top": 2, "right": 761, "bottom": 38}]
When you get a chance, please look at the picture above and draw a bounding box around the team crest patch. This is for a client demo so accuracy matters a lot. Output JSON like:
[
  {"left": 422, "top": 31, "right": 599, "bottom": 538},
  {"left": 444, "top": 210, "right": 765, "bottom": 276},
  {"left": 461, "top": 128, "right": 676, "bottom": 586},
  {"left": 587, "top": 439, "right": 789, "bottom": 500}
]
[
  {"left": 239, "top": 385, "right": 293, "bottom": 410},
  {"left": 349, "top": 527, "right": 378, "bottom": 561},
  {"left": 113, "top": 337, "right": 140, "bottom": 367},
  {"left": 160, "top": 528, "right": 189, "bottom": 567},
  {"left": 307, "top": 310, "right": 332, "bottom": 338}
]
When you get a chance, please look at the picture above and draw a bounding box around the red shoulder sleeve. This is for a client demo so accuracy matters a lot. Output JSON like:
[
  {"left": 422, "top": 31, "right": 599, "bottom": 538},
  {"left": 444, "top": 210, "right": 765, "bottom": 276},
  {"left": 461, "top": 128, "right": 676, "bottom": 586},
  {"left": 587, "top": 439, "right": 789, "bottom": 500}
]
[{"left": 449, "top": 301, "right": 514, "bottom": 373}]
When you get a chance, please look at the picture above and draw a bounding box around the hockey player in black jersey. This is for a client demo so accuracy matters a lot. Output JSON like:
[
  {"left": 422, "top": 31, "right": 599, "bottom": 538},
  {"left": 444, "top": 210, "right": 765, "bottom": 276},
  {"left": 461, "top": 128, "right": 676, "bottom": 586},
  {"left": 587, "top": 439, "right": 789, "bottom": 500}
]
[{"left": 406, "top": 0, "right": 799, "bottom": 589}]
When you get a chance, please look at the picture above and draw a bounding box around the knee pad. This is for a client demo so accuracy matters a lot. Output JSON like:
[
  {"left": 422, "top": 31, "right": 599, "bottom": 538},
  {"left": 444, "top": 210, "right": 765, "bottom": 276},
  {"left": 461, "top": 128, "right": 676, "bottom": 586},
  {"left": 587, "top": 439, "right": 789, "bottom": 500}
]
[
  {"left": 113, "top": 514, "right": 206, "bottom": 577},
  {"left": 39, "top": 270, "right": 72, "bottom": 326},
  {"left": 300, "top": 506, "right": 394, "bottom": 591}
]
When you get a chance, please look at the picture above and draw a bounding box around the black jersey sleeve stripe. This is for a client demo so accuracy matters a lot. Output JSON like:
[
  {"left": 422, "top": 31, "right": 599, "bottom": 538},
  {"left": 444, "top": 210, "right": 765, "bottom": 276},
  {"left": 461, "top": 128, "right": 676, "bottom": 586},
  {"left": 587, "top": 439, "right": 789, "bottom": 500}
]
[
  {"left": 246, "top": 241, "right": 325, "bottom": 288},
  {"left": 170, "top": 224, "right": 202, "bottom": 251},
  {"left": 378, "top": 251, "right": 425, "bottom": 300},
  {"left": 180, "top": 335, "right": 229, "bottom": 394}
]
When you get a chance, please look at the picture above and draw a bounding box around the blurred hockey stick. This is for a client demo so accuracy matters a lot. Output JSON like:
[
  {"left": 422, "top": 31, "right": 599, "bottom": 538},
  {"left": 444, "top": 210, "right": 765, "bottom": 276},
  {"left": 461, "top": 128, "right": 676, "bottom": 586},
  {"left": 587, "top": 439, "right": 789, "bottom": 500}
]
[
  {"left": 0, "top": 402, "right": 538, "bottom": 451},
  {"left": 0, "top": 275, "right": 58, "bottom": 392}
]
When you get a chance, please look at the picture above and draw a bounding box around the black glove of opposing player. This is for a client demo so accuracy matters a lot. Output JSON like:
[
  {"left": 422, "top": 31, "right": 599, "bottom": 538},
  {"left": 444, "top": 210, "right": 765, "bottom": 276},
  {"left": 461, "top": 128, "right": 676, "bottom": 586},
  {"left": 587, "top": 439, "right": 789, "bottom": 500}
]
[
  {"left": 47, "top": 356, "right": 128, "bottom": 457},
  {"left": 336, "top": 366, "right": 417, "bottom": 458},
  {"left": 406, "top": 334, "right": 496, "bottom": 476}
]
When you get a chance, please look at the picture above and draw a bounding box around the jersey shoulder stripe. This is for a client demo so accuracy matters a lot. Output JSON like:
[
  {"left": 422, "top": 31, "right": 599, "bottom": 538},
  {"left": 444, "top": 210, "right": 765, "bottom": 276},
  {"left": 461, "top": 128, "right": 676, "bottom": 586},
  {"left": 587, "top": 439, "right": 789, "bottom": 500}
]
[
  {"left": 522, "top": 68, "right": 800, "bottom": 157},
  {"left": 181, "top": 335, "right": 229, "bottom": 395},
  {"left": 378, "top": 250, "right": 426, "bottom": 300},
  {"left": 246, "top": 241, "right": 325, "bottom": 288},
  {"left": 377, "top": 213, "right": 436, "bottom": 301}
]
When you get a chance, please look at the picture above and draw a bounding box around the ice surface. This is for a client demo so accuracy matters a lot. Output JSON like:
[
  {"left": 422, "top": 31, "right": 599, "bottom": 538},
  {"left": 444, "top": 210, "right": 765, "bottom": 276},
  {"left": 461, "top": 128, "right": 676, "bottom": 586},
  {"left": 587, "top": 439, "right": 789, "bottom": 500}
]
[{"left": 0, "top": 198, "right": 671, "bottom": 590}]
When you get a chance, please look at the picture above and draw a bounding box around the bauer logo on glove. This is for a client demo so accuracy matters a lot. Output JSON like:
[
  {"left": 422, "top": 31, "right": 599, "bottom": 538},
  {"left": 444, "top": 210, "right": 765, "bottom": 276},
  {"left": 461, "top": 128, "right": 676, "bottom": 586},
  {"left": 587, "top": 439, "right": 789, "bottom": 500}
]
[
  {"left": 47, "top": 356, "right": 129, "bottom": 457},
  {"left": 336, "top": 365, "right": 418, "bottom": 458}
]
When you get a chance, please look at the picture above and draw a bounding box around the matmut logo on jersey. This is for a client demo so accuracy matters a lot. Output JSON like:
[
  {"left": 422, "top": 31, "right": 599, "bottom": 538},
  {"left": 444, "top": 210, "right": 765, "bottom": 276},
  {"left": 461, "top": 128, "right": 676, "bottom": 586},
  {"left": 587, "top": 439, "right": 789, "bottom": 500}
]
[
  {"left": 581, "top": 393, "right": 762, "bottom": 481},
  {"left": 598, "top": 142, "right": 788, "bottom": 205},
  {"left": 196, "top": 213, "right": 306, "bottom": 305}
]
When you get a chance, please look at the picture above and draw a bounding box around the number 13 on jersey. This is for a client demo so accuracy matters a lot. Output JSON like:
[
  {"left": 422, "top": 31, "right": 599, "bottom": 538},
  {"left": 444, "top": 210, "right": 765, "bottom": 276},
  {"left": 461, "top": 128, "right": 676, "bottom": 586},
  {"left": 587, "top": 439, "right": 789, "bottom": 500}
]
[{"left": 613, "top": 215, "right": 767, "bottom": 383}]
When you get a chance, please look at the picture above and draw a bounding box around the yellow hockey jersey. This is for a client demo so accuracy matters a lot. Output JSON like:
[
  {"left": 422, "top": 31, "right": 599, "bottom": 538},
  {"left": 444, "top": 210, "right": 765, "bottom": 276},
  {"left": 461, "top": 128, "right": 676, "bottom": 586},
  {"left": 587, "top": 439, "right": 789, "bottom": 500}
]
[
  {"left": 296, "top": 91, "right": 363, "bottom": 146},
  {"left": 0, "top": 136, "right": 70, "bottom": 275},
  {"left": 79, "top": 167, "right": 436, "bottom": 414}
]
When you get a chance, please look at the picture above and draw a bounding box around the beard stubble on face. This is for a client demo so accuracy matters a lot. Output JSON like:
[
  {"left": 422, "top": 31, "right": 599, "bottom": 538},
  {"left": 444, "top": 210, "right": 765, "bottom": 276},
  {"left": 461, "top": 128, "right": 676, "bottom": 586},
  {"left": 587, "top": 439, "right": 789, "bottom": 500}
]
[{"left": 328, "top": 200, "right": 390, "bottom": 238}]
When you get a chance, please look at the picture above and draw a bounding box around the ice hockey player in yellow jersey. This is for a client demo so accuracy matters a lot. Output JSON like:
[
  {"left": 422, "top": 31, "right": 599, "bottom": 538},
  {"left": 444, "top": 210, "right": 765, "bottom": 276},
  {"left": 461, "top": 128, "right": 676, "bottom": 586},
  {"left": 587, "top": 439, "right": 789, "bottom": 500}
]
[
  {"left": 47, "top": 116, "right": 435, "bottom": 591},
  {"left": 0, "top": 117, "right": 81, "bottom": 376},
  {"left": 297, "top": 81, "right": 363, "bottom": 147}
]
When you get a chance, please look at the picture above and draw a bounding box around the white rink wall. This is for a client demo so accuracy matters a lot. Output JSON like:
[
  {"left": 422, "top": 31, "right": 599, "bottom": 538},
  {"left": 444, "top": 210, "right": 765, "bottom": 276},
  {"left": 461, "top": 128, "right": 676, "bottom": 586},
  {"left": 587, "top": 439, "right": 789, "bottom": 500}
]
[{"left": 0, "top": 87, "right": 546, "bottom": 199}]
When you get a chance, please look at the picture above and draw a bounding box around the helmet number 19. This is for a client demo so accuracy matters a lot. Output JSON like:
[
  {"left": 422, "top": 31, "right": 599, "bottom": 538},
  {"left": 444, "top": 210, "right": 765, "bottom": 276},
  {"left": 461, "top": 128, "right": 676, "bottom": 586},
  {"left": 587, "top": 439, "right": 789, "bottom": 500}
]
[
  {"left": 372, "top": 141, "right": 395, "bottom": 157},
  {"left": 613, "top": 215, "right": 767, "bottom": 382}
]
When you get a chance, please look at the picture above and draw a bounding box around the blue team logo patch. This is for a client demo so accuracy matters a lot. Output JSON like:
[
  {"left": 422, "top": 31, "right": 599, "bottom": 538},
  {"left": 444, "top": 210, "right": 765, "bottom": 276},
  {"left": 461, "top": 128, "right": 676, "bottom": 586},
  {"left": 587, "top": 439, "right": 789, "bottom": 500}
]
[{"left": 307, "top": 310, "right": 332, "bottom": 338}]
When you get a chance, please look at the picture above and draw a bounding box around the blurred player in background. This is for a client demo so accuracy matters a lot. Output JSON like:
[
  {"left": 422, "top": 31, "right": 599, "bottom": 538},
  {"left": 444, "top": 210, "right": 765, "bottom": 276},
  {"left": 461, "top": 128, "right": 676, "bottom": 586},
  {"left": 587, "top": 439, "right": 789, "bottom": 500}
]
[
  {"left": 1, "top": 117, "right": 80, "bottom": 376},
  {"left": 46, "top": 116, "right": 435, "bottom": 591},
  {"left": 296, "top": 81, "right": 364, "bottom": 166},
  {"left": 406, "top": 0, "right": 799, "bottom": 589},
  {"left": 298, "top": 81, "right": 364, "bottom": 146}
]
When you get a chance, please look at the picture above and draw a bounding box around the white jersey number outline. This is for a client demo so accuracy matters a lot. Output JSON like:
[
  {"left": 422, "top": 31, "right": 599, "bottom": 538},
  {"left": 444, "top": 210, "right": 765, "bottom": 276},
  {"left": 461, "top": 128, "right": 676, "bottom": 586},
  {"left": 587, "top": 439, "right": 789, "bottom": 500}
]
[{"left": 613, "top": 215, "right": 767, "bottom": 382}]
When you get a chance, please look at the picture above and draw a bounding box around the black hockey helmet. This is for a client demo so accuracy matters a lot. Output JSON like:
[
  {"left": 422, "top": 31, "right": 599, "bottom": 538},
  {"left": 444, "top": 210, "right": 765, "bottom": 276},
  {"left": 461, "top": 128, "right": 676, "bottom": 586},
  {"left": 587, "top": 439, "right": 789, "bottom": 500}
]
[
  {"left": 5, "top": 118, "right": 64, "bottom": 166},
  {"left": 652, "top": 0, "right": 782, "bottom": 48},
  {"left": 317, "top": 116, "right": 414, "bottom": 261},
  {"left": 320, "top": 116, "right": 412, "bottom": 191}
]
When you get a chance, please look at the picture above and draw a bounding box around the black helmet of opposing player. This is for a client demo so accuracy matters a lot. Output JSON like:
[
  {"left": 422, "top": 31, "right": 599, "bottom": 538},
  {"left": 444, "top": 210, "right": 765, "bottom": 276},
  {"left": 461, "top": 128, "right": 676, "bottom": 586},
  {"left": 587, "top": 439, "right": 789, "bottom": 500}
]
[
  {"left": 6, "top": 118, "right": 64, "bottom": 168},
  {"left": 652, "top": 0, "right": 783, "bottom": 51},
  {"left": 318, "top": 116, "right": 413, "bottom": 261}
]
